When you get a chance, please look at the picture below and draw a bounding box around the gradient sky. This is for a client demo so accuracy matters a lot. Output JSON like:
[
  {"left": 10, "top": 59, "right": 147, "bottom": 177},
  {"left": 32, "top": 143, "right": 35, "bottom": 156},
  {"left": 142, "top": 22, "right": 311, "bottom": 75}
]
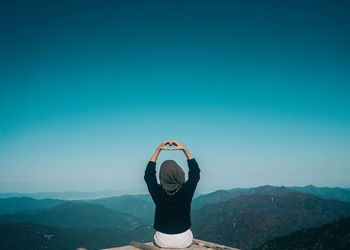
[{"left": 0, "top": 0, "right": 349, "bottom": 193}]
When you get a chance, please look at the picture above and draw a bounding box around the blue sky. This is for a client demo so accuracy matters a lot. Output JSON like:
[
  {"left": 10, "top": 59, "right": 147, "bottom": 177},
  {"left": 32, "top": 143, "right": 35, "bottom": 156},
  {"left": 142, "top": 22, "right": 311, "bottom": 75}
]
[{"left": 0, "top": 0, "right": 349, "bottom": 193}]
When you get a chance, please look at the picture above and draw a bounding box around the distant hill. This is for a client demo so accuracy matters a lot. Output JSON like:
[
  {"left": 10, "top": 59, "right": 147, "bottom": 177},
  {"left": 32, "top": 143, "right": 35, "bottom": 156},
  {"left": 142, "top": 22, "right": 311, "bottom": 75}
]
[
  {"left": 0, "top": 222, "right": 133, "bottom": 250},
  {"left": 255, "top": 216, "right": 350, "bottom": 250},
  {"left": 0, "top": 191, "right": 130, "bottom": 200},
  {"left": 0, "top": 197, "right": 65, "bottom": 214},
  {"left": 290, "top": 185, "right": 350, "bottom": 202},
  {"left": 191, "top": 190, "right": 238, "bottom": 209},
  {"left": 0, "top": 202, "right": 142, "bottom": 230},
  {"left": 88, "top": 195, "right": 154, "bottom": 223},
  {"left": 191, "top": 185, "right": 292, "bottom": 209},
  {"left": 191, "top": 192, "right": 350, "bottom": 250},
  {"left": 230, "top": 185, "right": 293, "bottom": 197},
  {"left": 192, "top": 185, "right": 350, "bottom": 210}
]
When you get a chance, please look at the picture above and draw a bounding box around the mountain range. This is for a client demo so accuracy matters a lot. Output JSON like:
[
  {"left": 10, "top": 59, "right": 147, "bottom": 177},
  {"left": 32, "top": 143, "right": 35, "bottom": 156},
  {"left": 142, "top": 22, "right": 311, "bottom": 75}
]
[
  {"left": 254, "top": 216, "right": 350, "bottom": 250},
  {"left": 0, "top": 202, "right": 141, "bottom": 230},
  {"left": 1, "top": 185, "right": 349, "bottom": 216},
  {"left": 191, "top": 191, "right": 350, "bottom": 249},
  {"left": 0, "top": 222, "right": 133, "bottom": 250},
  {"left": 0, "top": 185, "right": 349, "bottom": 250}
]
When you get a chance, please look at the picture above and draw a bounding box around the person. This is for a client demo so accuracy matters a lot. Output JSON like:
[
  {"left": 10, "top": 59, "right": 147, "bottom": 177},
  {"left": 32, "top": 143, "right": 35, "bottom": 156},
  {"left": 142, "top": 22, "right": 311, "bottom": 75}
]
[{"left": 144, "top": 139, "right": 200, "bottom": 248}]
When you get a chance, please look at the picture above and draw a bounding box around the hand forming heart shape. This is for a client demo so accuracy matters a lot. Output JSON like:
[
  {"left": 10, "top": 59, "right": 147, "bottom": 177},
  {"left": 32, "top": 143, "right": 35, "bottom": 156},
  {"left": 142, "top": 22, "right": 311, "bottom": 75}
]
[{"left": 160, "top": 140, "right": 184, "bottom": 151}]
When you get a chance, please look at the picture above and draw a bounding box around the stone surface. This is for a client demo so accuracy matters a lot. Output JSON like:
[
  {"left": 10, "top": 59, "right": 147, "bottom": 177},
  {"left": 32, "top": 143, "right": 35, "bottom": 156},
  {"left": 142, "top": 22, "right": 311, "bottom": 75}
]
[{"left": 101, "top": 239, "right": 240, "bottom": 250}]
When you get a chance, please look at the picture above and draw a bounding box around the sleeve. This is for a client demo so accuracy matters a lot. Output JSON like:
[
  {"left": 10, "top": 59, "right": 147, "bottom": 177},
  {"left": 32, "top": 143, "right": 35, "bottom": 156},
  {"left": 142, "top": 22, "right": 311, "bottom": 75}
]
[
  {"left": 186, "top": 158, "right": 201, "bottom": 197},
  {"left": 144, "top": 161, "right": 162, "bottom": 204}
]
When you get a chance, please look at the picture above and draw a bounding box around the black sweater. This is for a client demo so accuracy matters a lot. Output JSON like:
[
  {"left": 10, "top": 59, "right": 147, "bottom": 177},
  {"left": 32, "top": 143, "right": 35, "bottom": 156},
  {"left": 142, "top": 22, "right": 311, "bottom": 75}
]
[{"left": 144, "top": 158, "right": 200, "bottom": 234}]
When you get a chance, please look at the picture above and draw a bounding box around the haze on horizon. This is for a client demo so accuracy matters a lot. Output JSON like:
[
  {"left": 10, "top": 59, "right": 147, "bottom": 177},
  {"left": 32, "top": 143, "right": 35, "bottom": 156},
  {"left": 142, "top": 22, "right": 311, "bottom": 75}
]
[{"left": 0, "top": 0, "right": 349, "bottom": 193}]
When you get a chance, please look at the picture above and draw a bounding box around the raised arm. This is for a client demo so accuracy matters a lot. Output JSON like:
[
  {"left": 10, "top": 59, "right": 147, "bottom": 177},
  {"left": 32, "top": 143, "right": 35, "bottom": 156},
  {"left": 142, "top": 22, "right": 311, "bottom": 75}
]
[
  {"left": 150, "top": 139, "right": 172, "bottom": 162},
  {"left": 169, "top": 140, "right": 193, "bottom": 160},
  {"left": 170, "top": 140, "right": 200, "bottom": 196},
  {"left": 145, "top": 140, "right": 172, "bottom": 203}
]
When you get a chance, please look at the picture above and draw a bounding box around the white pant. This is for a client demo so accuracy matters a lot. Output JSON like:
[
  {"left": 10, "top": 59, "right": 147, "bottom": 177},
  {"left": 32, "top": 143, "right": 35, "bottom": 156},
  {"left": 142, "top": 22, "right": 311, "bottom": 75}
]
[{"left": 154, "top": 229, "right": 193, "bottom": 248}]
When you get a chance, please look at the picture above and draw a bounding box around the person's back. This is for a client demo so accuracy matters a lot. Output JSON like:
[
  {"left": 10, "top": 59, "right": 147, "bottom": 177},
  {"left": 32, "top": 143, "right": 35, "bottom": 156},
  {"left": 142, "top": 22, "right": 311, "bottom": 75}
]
[{"left": 144, "top": 140, "right": 200, "bottom": 247}]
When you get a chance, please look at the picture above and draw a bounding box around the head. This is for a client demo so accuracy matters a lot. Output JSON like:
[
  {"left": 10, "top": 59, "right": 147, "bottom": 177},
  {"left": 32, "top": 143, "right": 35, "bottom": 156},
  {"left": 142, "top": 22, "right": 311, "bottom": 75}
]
[{"left": 159, "top": 160, "right": 185, "bottom": 191}]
